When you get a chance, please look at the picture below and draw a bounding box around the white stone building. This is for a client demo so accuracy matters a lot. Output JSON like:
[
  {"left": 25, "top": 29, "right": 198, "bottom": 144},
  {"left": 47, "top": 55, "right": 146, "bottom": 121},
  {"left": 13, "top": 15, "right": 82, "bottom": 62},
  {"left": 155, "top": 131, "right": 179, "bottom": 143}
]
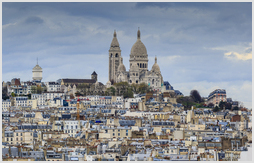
[
  {"left": 45, "top": 81, "right": 61, "bottom": 92},
  {"left": 32, "top": 94, "right": 46, "bottom": 106},
  {"left": 2, "top": 99, "right": 11, "bottom": 112},
  {"left": 62, "top": 120, "right": 81, "bottom": 137},
  {"left": 32, "top": 61, "right": 42, "bottom": 82},
  {"left": 108, "top": 29, "right": 163, "bottom": 91}
]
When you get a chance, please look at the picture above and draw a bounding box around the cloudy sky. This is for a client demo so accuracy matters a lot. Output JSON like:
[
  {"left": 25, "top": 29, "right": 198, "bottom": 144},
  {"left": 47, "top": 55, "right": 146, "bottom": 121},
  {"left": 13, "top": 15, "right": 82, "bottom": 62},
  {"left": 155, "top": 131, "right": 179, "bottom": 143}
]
[{"left": 2, "top": 2, "right": 252, "bottom": 108}]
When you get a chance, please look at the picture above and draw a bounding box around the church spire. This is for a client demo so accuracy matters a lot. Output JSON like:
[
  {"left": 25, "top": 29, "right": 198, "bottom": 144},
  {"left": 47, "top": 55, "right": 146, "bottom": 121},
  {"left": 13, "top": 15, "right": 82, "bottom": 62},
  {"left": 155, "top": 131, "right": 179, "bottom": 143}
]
[
  {"left": 110, "top": 30, "right": 120, "bottom": 47},
  {"left": 155, "top": 56, "right": 157, "bottom": 63},
  {"left": 114, "top": 30, "right": 117, "bottom": 37},
  {"left": 137, "top": 27, "right": 140, "bottom": 40}
]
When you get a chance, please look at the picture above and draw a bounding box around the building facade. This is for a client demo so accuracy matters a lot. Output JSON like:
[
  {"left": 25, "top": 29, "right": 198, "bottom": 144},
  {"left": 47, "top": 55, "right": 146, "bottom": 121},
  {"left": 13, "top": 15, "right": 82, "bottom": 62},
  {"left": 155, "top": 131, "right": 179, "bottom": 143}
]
[
  {"left": 207, "top": 89, "right": 227, "bottom": 106},
  {"left": 108, "top": 29, "right": 163, "bottom": 91}
]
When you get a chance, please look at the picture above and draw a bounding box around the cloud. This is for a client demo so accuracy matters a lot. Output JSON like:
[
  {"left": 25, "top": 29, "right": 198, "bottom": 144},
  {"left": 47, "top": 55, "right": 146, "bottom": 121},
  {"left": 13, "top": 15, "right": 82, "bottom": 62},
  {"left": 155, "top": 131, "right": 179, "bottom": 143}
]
[
  {"left": 224, "top": 51, "right": 252, "bottom": 61},
  {"left": 24, "top": 16, "right": 44, "bottom": 24},
  {"left": 210, "top": 42, "right": 252, "bottom": 61},
  {"left": 2, "top": 2, "right": 252, "bottom": 110}
]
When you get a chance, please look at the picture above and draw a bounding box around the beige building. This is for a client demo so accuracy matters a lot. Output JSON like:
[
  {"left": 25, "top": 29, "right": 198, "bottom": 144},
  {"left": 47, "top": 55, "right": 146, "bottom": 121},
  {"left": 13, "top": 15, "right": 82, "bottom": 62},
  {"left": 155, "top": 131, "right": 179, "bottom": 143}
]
[
  {"left": 99, "top": 127, "right": 132, "bottom": 139},
  {"left": 4, "top": 130, "right": 34, "bottom": 145}
]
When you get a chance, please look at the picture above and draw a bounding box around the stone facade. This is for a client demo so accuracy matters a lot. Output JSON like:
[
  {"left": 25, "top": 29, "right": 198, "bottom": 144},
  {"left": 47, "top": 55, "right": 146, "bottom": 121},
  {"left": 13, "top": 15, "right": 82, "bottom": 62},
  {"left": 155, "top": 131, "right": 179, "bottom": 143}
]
[{"left": 108, "top": 29, "right": 163, "bottom": 91}]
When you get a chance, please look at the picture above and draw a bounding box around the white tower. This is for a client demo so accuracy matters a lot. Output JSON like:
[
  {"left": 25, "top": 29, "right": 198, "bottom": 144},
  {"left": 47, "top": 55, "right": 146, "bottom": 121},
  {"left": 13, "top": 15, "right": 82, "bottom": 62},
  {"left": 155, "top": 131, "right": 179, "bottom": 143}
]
[
  {"left": 109, "top": 30, "right": 121, "bottom": 84},
  {"left": 32, "top": 58, "right": 42, "bottom": 82}
]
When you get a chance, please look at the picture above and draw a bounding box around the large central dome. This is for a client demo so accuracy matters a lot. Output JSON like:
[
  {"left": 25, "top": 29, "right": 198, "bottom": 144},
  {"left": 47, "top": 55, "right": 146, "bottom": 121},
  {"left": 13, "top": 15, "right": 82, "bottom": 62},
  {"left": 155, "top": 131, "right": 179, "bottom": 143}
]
[{"left": 130, "top": 29, "right": 147, "bottom": 58}]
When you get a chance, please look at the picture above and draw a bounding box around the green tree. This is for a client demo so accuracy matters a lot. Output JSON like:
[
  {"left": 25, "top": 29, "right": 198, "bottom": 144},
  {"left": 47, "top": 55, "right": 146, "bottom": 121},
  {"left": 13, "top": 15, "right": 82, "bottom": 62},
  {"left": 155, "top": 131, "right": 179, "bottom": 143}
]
[
  {"left": 37, "top": 86, "right": 43, "bottom": 94},
  {"left": 31, "top": 86, "right": 37, "bottom": 94},
  {"left": 106, "top": 87, "right": 116, "bottom": 96},
  {"left": 123, "top": 88, "right": 134, "bottom": 98},
  {"left": 176, "top": 96, "right": 195, "bottom": 110},
  {"left": 219, "top": 101, "right": 226, "bottom": 110},
  {"left": 213, "top": 106, "right": 220, "bottom": 112},
  {"left": 190, "top": 90, "right": 202, "bottom": 103},
  {"left": 138, "top": 83, "right": 150, "bottom": 94},
  {"left": 225, "top": 102, "right": 232, "bottom": 110},
  {"left": 11, "top": 92, "right": 16, "bottom": 97},
  {"left": 114, "top": 82, "right": 129, "bottom": 96},
  {"left": 27, "top": 94, "right": 31, "bottom": 99},
  {"left": 131, "top": 83, "right": 139, "bottom": 94}
]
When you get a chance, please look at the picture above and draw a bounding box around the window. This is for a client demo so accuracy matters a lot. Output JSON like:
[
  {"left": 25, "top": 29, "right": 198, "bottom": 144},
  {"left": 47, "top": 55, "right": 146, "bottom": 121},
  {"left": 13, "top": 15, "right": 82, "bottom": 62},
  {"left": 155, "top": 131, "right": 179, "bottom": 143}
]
[
  {"left": 118, "top": 133, "right": 120, "bottom": 136},
  {"left": 21, "top": 138, "right": 22, "bottom": 141},
  {"left": 7, "top": 138, "right": 9, "bottom": 141},
  {"left": 16, "top": 133, "right": 18, "bottom": 136},
  {"left": 115, "top": 53, "right": 118, "bottom": 57},
  {"left": 21, "top": 133, "right": 22, "bottom": 136},
  {"left": 113, "top": 133, "right": 115, "bottom": 136}
]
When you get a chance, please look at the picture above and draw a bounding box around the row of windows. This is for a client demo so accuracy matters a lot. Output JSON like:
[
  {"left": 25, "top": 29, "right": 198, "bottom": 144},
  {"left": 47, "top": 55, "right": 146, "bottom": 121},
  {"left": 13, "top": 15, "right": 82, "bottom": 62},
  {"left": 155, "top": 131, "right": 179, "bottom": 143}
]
[
  {"left": 65, "top": 125, "right": 78, "bottom": 129},
  {"left": 65, "top": 122, "right": 78, "bottom": 124},
  {"left": 65, "top": 130, "right": 77, "bottom": 133},
  {"left": 6, "top": 137, "right": 23, "bottom": 141}
]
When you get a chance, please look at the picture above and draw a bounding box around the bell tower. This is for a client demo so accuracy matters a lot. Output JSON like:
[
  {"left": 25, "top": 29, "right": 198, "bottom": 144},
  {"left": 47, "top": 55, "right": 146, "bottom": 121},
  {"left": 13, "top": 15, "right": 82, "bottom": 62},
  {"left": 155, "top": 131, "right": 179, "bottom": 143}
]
[{"left": 109, "top": 30, "right": 121, "bottom": 84}]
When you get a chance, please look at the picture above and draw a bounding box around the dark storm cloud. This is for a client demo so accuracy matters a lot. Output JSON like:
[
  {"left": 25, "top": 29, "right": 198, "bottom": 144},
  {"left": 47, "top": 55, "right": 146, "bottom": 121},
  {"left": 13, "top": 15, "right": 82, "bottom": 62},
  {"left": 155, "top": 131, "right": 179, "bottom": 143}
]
[{"left": 24, "top": 16, "right": 44, "bottom": 24}]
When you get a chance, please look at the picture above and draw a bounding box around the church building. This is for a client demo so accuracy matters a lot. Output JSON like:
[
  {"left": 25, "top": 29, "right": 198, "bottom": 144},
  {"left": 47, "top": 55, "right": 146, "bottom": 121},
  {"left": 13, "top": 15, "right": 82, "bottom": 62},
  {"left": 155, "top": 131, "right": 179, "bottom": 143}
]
[{"left": 108, "top": 29, "right": 163, "bottom": 91}]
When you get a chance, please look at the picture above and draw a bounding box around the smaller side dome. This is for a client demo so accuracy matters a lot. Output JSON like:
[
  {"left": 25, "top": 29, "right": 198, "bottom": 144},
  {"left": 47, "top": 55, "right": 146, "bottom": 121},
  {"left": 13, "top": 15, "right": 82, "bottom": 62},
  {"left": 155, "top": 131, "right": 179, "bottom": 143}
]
[
  {"left": 151, "top": 56, "right": 160, "bottom": 73},
  {"left": 118, "top": 58, "right": 126, "bottom": 72}
]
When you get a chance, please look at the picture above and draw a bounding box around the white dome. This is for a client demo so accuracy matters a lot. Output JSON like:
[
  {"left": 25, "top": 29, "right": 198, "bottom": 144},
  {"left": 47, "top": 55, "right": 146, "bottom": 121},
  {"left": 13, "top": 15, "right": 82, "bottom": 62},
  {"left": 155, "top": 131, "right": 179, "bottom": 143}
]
[
  {"left": 130, "top": 29, "right": 148, "bottom": 59},
  {"left": 151, "top": 57, "right": 160, "bottom": 73},
  {"left": 118, "top": 63, "right": 126, "bottom": 72}
]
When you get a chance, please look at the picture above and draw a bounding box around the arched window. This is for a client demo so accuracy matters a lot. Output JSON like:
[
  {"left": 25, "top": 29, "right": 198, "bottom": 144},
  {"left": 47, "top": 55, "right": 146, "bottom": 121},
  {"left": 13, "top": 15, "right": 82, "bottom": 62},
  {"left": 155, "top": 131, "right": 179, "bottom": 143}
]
[
  {"left": 111, "top": 53, "right": 113, "bottom": 57},
  {"left": 152, "top": 79, "right": 154, "bottom": 84},
  {"left": 140, "top": 64, "right": 141, "bottom": 68},
  {"left": 115, "top": 53, "right": 118, "bottom": 57},
  {"left": 143, "top": 63, "right": 144, "bottom": 68},
  {"left": 136, "top": 80, "right": 138, "bottom": 83},
  {"left": 136, "top": 73, "right": 138, "bottom": 76},
  {"left": 145, "top": 64, "right": 147, "bottom": 68},
  {"left": 129, "top": 80, "right": 132, "bottom": 83},
  {"left": 137, "top": 63, "right": 139, "bottom": 66}
]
